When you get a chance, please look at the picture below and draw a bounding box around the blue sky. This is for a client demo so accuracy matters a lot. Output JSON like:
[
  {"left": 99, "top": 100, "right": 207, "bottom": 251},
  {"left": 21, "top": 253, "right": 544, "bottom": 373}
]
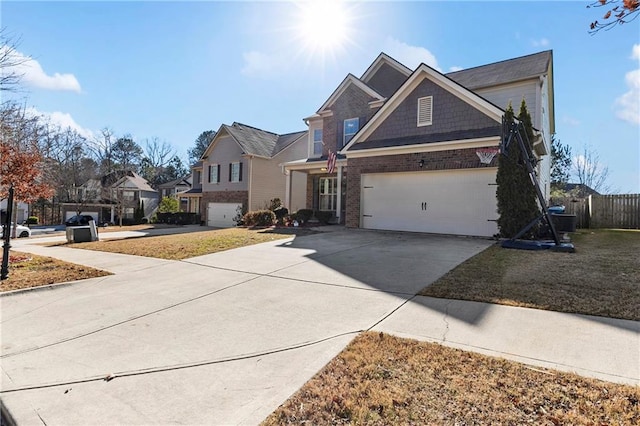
[{"left": 3, "top": 0, "right": 639, "bottom": 193}]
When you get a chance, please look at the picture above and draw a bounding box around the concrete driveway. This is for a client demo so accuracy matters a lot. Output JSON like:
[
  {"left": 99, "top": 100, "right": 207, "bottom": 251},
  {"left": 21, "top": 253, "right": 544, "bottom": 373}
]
[{"left": 0, "top": 229, "right": 491, "bottom": 425}]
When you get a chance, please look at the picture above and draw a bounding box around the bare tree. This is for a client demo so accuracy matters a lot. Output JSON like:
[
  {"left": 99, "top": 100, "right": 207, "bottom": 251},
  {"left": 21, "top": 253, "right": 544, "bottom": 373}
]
[
  {"left": 572, "top": 145, "right": 614, "bottom": 194},
  {"left": 140, "top": 137, "right": 175, "bottom": 186},
  {"left": 0, "top": 28, "right": 30, "bottom": 93},
  {"left": 91, "top": 127, "right": 116, "bottom": 175}
]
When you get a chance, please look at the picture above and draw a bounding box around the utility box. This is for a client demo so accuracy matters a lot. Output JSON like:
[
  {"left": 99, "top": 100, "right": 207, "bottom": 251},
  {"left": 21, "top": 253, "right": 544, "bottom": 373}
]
[
  {"left": 66, "top": 226, "right": 93, "bottom": 243},
  {"left": 551, "top": 214, "right": 577, "bottom": 233}
]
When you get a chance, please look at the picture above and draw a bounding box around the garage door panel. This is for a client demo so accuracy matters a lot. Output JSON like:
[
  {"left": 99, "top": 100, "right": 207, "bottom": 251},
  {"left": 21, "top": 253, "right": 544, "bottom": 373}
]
[
  {"left": 361, "top": 169, "right": 497, "bottom": 237},
  {"left": 207, "top": 203, "right": 241, "bottom": 228}
]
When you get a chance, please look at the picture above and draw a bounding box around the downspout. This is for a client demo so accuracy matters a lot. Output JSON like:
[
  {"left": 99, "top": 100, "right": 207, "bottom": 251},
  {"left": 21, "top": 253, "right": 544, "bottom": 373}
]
[{"left": 247, "top": 155, "right": 253, "bottom": 211}]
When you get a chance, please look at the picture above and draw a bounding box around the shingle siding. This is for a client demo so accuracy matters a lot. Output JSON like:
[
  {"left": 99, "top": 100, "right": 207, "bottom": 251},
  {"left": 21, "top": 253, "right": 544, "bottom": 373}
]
[
  {"left": 366, "top": 78, "right": 499, "bottom": 144},
  {"left": 323, "top": 84, "right": 378, "bottom": 154},
  {"left": 364, "top": 62, "right": 408, "bottom": 98}
]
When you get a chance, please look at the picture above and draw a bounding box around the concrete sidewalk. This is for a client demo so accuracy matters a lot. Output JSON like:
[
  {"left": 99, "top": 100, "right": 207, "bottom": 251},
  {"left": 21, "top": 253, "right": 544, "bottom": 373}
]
[{"left": 373, "top": 296, "right": 639, "bottom": 386}]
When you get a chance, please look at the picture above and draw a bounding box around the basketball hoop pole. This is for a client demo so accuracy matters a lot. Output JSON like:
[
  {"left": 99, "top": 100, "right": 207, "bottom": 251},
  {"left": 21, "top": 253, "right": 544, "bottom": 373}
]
[{"left": 501, "top": 117, "right": 561, "bottom": 246}]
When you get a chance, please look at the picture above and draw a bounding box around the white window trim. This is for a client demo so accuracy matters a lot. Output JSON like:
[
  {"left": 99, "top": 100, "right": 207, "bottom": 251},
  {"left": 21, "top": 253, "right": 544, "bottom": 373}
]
[
  {"left": 343, "top": 117, "right": 359, "bottom": 146},
  {"left": 417, "top": 96, "right": 433, "bottom": 127},
  {"left": 312, "top": 129, "right": 323, "bottom": 157},
  {"left": 230, "top": 162, "right": 241, "bottom": 183},
  {"left": 209, "top": 163, "right": 219, "bottom": 184},
  {"left": 319, "top": 177, "right": 337, "bottom": 212}
]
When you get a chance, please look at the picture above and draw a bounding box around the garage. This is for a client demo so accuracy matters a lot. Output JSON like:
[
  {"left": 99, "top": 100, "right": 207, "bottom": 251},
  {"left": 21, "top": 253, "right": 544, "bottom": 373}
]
[
  {"left": 207, "top": 202, "right": 241, "bottom": 228},
  {"left": 360, "top": 168, "right": 498, "bottom": 237}
]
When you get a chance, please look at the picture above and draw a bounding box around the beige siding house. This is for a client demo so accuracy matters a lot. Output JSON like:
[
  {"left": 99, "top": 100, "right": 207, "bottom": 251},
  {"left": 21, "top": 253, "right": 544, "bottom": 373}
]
[{"left": 199, "top": 122, "right": 307, "bottom": 227}]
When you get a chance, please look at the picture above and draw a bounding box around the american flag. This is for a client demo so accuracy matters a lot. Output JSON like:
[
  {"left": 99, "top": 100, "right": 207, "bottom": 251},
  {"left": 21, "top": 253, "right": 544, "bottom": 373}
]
[{"left": 327, "top": 150, "right": 337, "bottom": 174}]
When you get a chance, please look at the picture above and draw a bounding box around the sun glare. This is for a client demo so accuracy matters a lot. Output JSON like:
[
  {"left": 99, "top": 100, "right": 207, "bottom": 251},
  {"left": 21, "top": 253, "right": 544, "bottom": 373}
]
[{"left": 297, "top": 0, "right": 350, "bottom": 54}]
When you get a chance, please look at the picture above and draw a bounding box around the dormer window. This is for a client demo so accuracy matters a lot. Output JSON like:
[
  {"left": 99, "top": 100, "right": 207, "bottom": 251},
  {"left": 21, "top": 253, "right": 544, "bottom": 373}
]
[
  {"left": 343, "top": 118, "right": 359, "bottom": 146},
  {"left": 313, "top": 129, "right": 323, "bottom": 156},
  {"left": 417, "top": 96, "right": 433, "bottom": 127}
]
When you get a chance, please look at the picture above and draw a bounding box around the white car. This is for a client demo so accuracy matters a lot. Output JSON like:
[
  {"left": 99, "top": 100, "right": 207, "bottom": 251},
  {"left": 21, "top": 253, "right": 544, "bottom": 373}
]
[{"left": 1, "top": 223, "right": 31, "bottom": 238}]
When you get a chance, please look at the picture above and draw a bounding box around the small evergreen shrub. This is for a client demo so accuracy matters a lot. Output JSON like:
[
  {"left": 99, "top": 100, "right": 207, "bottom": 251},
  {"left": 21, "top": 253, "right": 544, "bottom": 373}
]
[
  {"left": 314, "top": 210, "right": 332, "bottom": 225},
  {"left": 233, "top": 205, "right": 247, "bottom": 226},
  {"left": 26, "top": 216, "right": 38, "bottom": 225},
  {"left": 273, "top": 206, "right": 288, "bottom": 224},
  {"left": 296, "top": 209, "right": 313, "bottom": 224},
  {"left": 243, "top": 209, "right": 276, "bottom": 227}
]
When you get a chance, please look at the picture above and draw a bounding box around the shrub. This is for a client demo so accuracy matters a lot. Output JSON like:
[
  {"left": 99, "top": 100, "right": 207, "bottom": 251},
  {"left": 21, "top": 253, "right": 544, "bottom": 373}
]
[
  {"left": 26, "top": 216, "right": 38, "bottom": 225},
  {"left": 314, "top": 210, "right": 332, "bottom": 225},
  {"left": 243, "top": 209, "right": 276, "bottom": 227},
  {"left": 273, "top": 206, "right": 288, "bottom": 224},
  {"left": 233, "top": 205, "right": 247, "bottom": 226},
  {"left": 268, "top": 198, "right": 282, "bottom": 211},
  {"left": 296, "top": 209, "right": 313, "bottom": 224}
]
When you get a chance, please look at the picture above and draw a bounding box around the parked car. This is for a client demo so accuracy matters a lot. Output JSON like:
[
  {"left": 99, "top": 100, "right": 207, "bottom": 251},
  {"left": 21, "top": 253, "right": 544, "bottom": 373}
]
[
  {"left": 1, "top": 223, "right": 31, "bottom": 238},
  {"left": 65, "top": 215, "right": 95, "bottom": 227}
]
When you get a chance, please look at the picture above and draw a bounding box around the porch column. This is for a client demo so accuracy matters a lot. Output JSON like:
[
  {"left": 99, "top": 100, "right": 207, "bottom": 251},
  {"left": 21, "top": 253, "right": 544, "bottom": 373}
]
[
  {"left": 110, "top": 206, "right": 115, "bottom": 223},
  {"left": 284, "top": 169, "right": 292, "bottom": 211},
  {"left": 336, "top": 165, "right": 343, "bottom": 221}
]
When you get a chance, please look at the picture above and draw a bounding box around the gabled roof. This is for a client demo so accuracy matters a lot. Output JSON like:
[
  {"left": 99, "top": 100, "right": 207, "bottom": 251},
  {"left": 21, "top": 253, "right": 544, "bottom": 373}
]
[
  {"left": 342, "top": 62, "right": 505, "bottom": 153},
  {"left": 112, "top": 172, "right": 156, "bottom": 192},
  {"left": 157, "top": 176, "right": 191, "bottom": 189},
  {"left": 360, "top": 52, "right": 412, "bottom": 83},
  {"left": 203, "top": 122, "right": 307, "bottom": 159},
  {"left": 446, "top": 50, "right": 552, "bottom": 89},
  {"left": 316, "top": 74, "right": 385, "bottom": 114}
]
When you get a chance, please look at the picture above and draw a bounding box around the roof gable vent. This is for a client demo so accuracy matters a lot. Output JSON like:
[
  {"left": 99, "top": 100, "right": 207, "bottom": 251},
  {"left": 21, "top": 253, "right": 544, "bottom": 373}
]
[{"left": 417, "top": 96, "right": 433, "bottom": 127}]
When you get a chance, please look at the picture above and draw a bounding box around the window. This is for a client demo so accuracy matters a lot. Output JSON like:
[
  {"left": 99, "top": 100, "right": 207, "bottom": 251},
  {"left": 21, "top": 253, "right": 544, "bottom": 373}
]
[
  {"left": 417, "top": 96, "right": 433, "bottom": 126},
  {"left": 343, "top": 118, "right": 359, "bottom": 146},
  {"left": 313, "top": 129, "right": 323, "bottom": 156},
  {"left": 319, "top": 177, "right": 337, "bottom": 211},
  {"left": 229, "top": 162, "right": 242, "bottom": 183},
  {"left": 208, "top": 164, "right": 220, "bottom": 184}
]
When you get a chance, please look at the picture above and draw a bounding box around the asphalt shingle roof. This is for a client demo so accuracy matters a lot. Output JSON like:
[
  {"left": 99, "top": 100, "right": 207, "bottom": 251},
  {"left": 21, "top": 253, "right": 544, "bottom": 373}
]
[
  {"left": 225, "top": 123, "right": 307, "bottom": 158},
  {"left": 446, "top": 50, "right": 552, "bottom": 89}
]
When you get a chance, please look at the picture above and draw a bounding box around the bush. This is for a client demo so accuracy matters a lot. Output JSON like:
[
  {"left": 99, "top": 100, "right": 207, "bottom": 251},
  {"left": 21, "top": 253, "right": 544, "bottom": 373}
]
[
  {"left": 273, "top": 206, "right": 288, "bottom": 224},
  {"left": 26, "top": 216, "right": 38, "bottom": 225},
  {"left": 233, "top": 205, "right": 247, "bottom": 226},
  {"left": 268, "top": 198, "right": 282, "bottom": 211},
  {"left": 314, "top": 210, "right": 332, "bottom": 225},
  {"left": 296, "top": 209, "right": 313, "bottom": 224},
  {"left": 243, "top": 209, "right": 276, "bottom": 227}
]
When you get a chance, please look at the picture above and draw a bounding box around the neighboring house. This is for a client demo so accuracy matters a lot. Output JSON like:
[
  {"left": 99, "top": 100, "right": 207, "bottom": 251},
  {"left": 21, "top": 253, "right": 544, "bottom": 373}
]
[
  {"left": 157, "top": 175, "right": 192, "bottom": 211},
  {"left": 553, "top": 183, "right": 600, "bottom": 198},
  {"left": 181, "top": 161, "right": 203, "bottom": 217},
  {"left": 284, "top": 51, "right": 554, "bottom": 237},
  {"left": 60, "top": 171, "right": 158, "bottom": 223},
  {"left": 198, "top": 122, "right": 308, "bottom": 227},
  {"left": 0, "top": 199, "right": 29, "bottom": 224}
]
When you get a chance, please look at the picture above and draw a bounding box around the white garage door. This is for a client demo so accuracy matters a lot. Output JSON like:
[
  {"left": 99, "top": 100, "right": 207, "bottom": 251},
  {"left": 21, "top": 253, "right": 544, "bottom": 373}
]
[
  {"left": 207, "top": 203, "right": 241, "bottom": 228},
  {"left": 361, "top": 169, "right": 498, "bottom": 237}
]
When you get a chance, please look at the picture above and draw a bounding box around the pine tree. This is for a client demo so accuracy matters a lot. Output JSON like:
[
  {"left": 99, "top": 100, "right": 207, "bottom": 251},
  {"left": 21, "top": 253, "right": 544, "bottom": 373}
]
[{"left": 496, "top": 100, "right": 541, "bottom": 238}]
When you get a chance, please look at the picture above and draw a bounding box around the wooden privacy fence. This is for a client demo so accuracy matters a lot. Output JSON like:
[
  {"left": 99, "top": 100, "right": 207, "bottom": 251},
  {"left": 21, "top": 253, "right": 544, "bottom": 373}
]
[{"left": 552, "top": 194, "right": 640, "bottom": 229}]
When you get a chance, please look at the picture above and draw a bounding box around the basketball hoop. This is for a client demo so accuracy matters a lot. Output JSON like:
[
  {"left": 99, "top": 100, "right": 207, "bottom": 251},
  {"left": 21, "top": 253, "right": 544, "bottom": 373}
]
[{"left": 476, "top": 148, "right": 499, "bottom": 165}]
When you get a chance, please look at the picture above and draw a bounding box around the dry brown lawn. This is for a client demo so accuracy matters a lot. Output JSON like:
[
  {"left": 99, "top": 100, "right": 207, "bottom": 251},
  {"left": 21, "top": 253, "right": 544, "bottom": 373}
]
[
  {"left": 420, "top": 229, "right": 640, "bottom": 321},
  {"left": 65, "top": 227, "right": 313, "bottom": 260},
  {"left": 0, "top": 251, "right": 111, "bottom": 293},
  {"left": 263, "top": 332, "right": 640, "bottom": 425}
]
